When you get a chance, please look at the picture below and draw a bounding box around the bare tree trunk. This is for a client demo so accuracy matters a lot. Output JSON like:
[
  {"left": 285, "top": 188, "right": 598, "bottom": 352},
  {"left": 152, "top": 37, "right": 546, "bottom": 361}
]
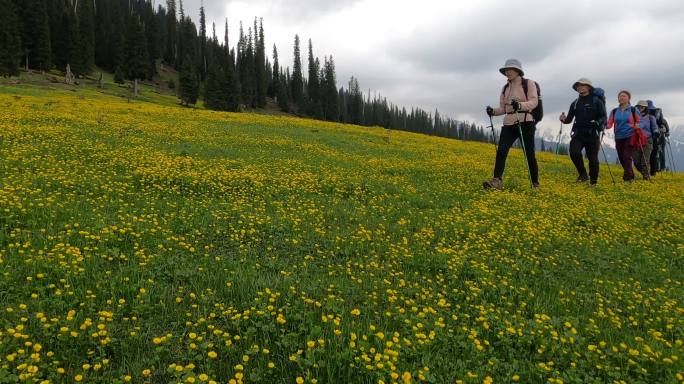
[{"left": 65, "top": 64, "right": 75, "bottom": 84}]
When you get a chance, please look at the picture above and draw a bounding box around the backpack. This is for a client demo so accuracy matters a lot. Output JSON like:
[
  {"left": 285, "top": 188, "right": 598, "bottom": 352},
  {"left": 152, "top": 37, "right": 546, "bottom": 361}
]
[
  {"left": 610, "top": 106, "right": 648, "bottom": 147},
  {"left": 502, "top": 78, "right": 544, "bottom": 122},
  {"left": 572, "top": 87, "right": 606, "bottom": 130}
]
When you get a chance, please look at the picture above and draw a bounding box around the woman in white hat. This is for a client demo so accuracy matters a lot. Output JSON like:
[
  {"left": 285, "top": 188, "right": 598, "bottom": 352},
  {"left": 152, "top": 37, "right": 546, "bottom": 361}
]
[
  {"left": 483, "top": 58, "right": 540, "bottom": 190},
  {"left": 559, "top": 78, "right": 607, "bottom": 186}
]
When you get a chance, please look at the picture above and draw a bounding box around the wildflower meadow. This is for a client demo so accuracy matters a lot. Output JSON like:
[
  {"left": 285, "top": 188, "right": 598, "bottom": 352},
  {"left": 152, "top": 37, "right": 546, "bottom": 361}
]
[{"left": 0, "top": 84, "right": 683, "bottom": 384}]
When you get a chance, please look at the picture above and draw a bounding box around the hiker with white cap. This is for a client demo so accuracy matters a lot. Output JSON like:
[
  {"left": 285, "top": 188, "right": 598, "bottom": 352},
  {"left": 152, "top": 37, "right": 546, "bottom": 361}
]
[
  {"left": 484, "top": 58, "right": 540, "bottom": 190},
  {"left": 559, "top": 78, "right": 607, "bottom": 186}
]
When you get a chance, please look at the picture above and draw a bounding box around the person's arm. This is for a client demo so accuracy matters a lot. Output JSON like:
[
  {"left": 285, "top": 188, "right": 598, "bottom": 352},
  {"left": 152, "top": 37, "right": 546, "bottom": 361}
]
[
  {"left": 493, "top": 86, "right": 506, "bottom": 116},
  {"left": 633, "top": 108, "right": 641, "bottom": 128},
  {"left": 561, "top": 101, "right": 576, "bottom": 124},
  {"left": 606, "top": 108, "right": 615, "bottom": 129},
  {"left": 662, "top": 118, "right": 670, "bottom": 136},
  {"left": 518, "top": 80, "right": 538, "bottom": 112},
  {"left": 650, "top": 116, "right": 659, "bottom": 137},
  {"left": 595, "top": 98, "right": 607, "bottom": 128}
]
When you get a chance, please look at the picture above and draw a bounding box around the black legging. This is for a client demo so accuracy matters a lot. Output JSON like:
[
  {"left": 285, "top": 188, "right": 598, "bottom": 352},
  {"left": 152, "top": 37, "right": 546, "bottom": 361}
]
[
  {"left": 493, "top": 122, "right": 539, "bottom": 183},
  {"left": 569, "top": 132, "right": 600, "bottom": 183}
]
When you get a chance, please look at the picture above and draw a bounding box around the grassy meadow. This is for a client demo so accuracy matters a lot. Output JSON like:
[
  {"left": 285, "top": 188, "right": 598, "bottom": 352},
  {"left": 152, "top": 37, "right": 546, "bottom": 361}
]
[{"left": 0, "top": 81, "right": 683, "bottom": 384}]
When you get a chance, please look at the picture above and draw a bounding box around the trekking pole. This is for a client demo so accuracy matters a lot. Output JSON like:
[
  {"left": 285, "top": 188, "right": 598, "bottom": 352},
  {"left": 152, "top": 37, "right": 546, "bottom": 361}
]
[
  {"left": 486, "top": 114, "right": 498, "bottom": 151},
  {"left": 637, "top": 137, "right": 651, "bottom": 181},
  {"left": 513, "top": 105, "right": 534, "bottom": 188},
  {"left": 600, "top": 132, "right": 616, "bottom": 185},
  {"left": 555, "top": 122, "right": 564, "bottom": 155},
  {"left": 666, "top": 137, "right": 677, "bottom": 173}
]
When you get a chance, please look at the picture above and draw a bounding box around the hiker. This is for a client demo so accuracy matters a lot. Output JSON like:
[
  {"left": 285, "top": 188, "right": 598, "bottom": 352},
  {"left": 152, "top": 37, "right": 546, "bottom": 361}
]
[
  {"left": 559, "top": 78, "right": 606, "bottom": 186},
  {"left": 607, "top": 90, "right": 640, "bottom": 182},
  {"left": 633, "top": 100, "right": 659, "bottom": 179},
  {"left": 647, "top": 100, "right": 670, "bottom": 174},
  {"left": 484, "top": 58, "right": 539, "bottom": 189}
]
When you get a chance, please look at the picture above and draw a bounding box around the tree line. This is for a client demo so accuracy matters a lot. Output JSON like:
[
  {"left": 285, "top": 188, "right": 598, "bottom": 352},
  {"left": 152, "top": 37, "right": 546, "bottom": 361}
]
[{"left": 0, "top": 0, "right": 504, "bottom": 142}]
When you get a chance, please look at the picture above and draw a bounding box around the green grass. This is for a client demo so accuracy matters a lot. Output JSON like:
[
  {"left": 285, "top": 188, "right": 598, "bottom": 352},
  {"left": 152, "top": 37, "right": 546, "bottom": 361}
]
[{"left": 0, "top": 81, "right": 682, "bottom": 384}]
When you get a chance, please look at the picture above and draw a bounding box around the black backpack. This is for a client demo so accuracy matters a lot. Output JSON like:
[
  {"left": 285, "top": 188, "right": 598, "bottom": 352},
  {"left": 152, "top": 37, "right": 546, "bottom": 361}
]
[
  {"left": 503, "top": 78, "right": 544, "bottom": 122},
  {"left": 572, "top": 87, "right": 607, "bottom": 130}
]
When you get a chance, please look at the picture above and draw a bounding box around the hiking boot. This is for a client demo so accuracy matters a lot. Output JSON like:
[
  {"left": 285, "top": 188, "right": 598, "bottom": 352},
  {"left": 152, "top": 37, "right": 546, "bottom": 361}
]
[
  {"left": 576, "top": 175, "right": 589, "bottom": 183},
  {"left": 483, "top": 178, "right": 503, "bottom": 190},
  {"left": 532, "top": 182, "right": 540, "bottom": 189},
  {"left": 588, "top": 183, "right": 597, "bottom": 188}
]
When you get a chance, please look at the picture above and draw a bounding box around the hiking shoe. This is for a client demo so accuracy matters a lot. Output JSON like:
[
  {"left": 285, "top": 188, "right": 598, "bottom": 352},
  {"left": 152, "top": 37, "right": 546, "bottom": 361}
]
[
  {"left": 532, "top": 182, "right": 540, "bottom": 189},
  {"left": 576, "top": 175, "right": 589, "bottom": 183},
  {"left": 483, "top": 178, "right": 503, "bottom": 190},
  {"left": 588, "top": 183, "right": 597, "bottom": 188}
]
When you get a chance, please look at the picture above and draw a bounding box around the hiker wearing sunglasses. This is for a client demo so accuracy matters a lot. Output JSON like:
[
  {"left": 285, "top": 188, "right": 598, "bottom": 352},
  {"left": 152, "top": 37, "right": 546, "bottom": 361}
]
[
  {"left": 559, "top": 78, "right": 607, "bottom": 186},
  {"left": 483, "top": 59, "right": 540, "bottom": 190}
]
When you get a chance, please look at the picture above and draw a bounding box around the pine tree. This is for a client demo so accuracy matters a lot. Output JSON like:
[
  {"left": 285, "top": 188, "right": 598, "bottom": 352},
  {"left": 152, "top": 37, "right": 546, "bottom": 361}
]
[
  {"left": 204, "top": 60, "right": 227, "bottom": 110},
  {"left": 124, "top": 15, "right": 149, "bottom": 81},
  {"left": 143, "top": 1, "right": 159, "bottom": 78},
  {"left": 199, "top": 4, "right": 206, "bottom": 79},
  {"left": 237, "top": 24, "right": 256, "bottom": 108},
  {"left": 349, "top": 76, "right": 363, "bottom": 125},
  {"left": 277, "top": 70, "right": 289, "bottom": 112},
  {"left": 268, "top": 44, "right": 279, "bottom": 99},
  {"left": 0, "top": 0, "right": 22, "bottom": 76},
  {"left": 307, "top": 40, "right": 322, "bottom": 118},
  {"left": 291, "top": 35, "right": 304, "bottom": 111},
  {"left": 254, "top": 18, "right": 267, "bottom": 108},
  {"left": 323, "top": 56, "right": 339, "bottom": 121},
  {"left": 165, "top": 0, "right": 177, "bottom": 66},
  {"left": 17, "top": 0, "right": 52, "bottom": 71},
  {"left": 75, "top": 0, "right": 95, "bottom": 75},
  {"left": 179, "top": 56, "right": 198, "bottom": 106},
  {"left": 53, "top": 3, "right": 79, "bottom": 72}
]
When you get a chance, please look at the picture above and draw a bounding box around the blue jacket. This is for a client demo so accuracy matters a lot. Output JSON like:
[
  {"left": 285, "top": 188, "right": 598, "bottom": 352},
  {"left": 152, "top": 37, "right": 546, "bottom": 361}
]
[{"left": 639, "top": 112, "right": 659, "bottom": 139}]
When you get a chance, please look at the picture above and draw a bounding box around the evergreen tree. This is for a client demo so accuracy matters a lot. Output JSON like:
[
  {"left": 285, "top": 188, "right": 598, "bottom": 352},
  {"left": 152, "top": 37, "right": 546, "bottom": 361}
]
[
  {"left": 16, "top": 0, "right": 52, "bottom": 71},
  {"left": 237, "top": 24, "right": 256, "bottom": 108},
  {"left": 307, "top": 40, "right": 322, "bottom": 118},
  {"left": 165, "top": 0, "right": 177, "bottom": 66},
  {"left": 291, "top": 35, "right": 304, "bottom": 111},
  {"left": 268, "top": 44, "right": 279, "bottom": 99},
  {"left": 53, "top": 3, "right": 79, "bottom": 72},
  {"left": 179, "top": 56, "right": 198, "bottom": 106},
  {"left": 143, "top": 1, "right": 160, "bottom": 78},
  {"left": 322, "top": 56, "right": 338, "bottom": 121},
  {"left": 225, "top": 63, "right": 242, "bottom": 112},
  {"left": 199, "top": 4, "right": 206, "bottom": 79},
  {"left": 254, "top": 18, "right": 267, "bottom": 107},
  {"left": 124, "top": 15, "right": 149, "bottom": 81},
  {"left": 348, "top": 76, "right": 363, "bottom": 125},
  {"left": 277, "top": 71, "right": 289, "bottom": 112},
  {"left": 0, "top": 0, "right": 22, "bottom": 76},
  {"left": 204, "top": 60, "right": 227, "bottom": 110},
  {"left": 75, "top": 0, "right": 95, "bottom": 75}
]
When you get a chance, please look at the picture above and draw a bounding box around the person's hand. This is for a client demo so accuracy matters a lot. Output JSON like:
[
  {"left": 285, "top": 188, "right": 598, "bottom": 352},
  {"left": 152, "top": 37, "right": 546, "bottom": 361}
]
[
  {"left": 559, "top": 112, "right": 566, "bottom": 122},
  {"left": 511, "top": 99, "right": 521, "bottom": 111},
  {"left": 486, "top": 106, "right": 494, "bottom": 116}
]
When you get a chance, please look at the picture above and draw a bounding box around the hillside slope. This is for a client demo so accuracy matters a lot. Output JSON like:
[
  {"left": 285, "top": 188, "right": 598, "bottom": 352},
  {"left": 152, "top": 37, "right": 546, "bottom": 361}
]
[{"left": 1, "top": 84, "right": 683, "bottom": 383}]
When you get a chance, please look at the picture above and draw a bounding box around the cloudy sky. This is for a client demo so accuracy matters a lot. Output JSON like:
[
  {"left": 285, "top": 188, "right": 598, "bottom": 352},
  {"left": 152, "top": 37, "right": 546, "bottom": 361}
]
[{"left": 181, "top": 0, "right": 684, "bottom": 140}]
